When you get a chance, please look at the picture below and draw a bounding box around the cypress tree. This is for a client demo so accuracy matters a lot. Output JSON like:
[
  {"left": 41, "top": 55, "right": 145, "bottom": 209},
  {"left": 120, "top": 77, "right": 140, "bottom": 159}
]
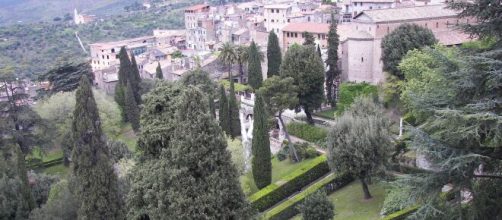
[
  {"left": 137, "top": 82, "right": 184, "bottom": 158},
  {"left": 155, "top": 62, "right": 163, "bottom": 79},
  {"left": 317, "top": 44, "right": 322, "bottom": 59},
  {"left": 71, "top": 76, "right": 123, "bottom": 219},
  {"left": 115, "top": 47, "right": 131, "bottom": 121},
  {"left": 129, "top": 53, "right": 142, "bottom": 104},
  {"left": 218, "top": 85, "right": 230, "bottom": 136},
  {"left": 181, "top": 69, "right": 217, "bottom": 118},
  {"left": 228, "top": 79, "right": 241, "bottom": 138},
  {"left": 326, "top": 14, "right": 340, "bottom": 107},
  {"left": 303, "top": 32, "right": 315, "bottom": 46},
  {"left": 251, "top": 94, "right": 271, "bottom": 189},
  {"left": 125, "top": 81, "right": 140, "bottom": 132},
  {"left": 247, "top": 41, "right": 263, "bottom": 89},
  {"left": 127, "top": 87, "right": 251, "bottom": 219},
  {"left": 267, "top": 31, "right": 282, "bottom": 77}
]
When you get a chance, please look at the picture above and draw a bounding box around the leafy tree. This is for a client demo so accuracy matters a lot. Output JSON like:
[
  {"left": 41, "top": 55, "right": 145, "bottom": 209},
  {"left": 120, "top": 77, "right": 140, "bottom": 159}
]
[
  {"left": 125, "top": 81, "right": 141, "bottom": 132},
  {"left": 235, "top": 45, "right": 249, "bottom": 83},
  {"left": 397, "top": 44, "right": 502, "bottom": 219},
  {"left": 155, "top": 62, "right": 163, "bottom": 79},
  {"left": 381, "top": 23, "right": 437, "bottom": 78},
  {"left": 127, "top": 86, "right": 251, "bottom": 219},
  {"left": 267, "top": 31, "right": 282, "bottom": 77},
  {"left": 38, "top": 62, "right": 93, "bottom": 96},
  {"left": 70, "top": 76, "right": 123, "bottom": 219},
  {"left": 326, "top": 14, "right": 340, "bottom": 107},
  {"left": 327, "top": 97, "right": 392, "bottom": 199},
  {"left": 29, "top": 180, "right": 78, "bottom": 220},
  {"left": 248, "top": 41, "right": 263, "bottom": 89},
  {"left": 280, "top": 45, "right": 325, "bottom": 124},
  {"left": 129, "top": 53, "right": 142, "bottom": 104},
  {"left": 180, "top": 69, "right": 217, "bottom": 117},
  {"left": 449, "top": 0, "right": 502, "bottom": 41},
  {"left": 251, "top": 93, "right": 271, "bottom": 189},
  {"left": 1, "top": 67, "right": 49, "bottom": 155},
  {"left": 137, "top": 82, "right": 184, "bottom": 158},
  {"left": 228, "top": 78, "right": 241, "bottom": 138},
  {"left": 107, "top": 140, "right": 132, "bottom": 163},
  {"left": 218, "top": 85, "right": 230, "bottom": 135},
  {"left": 258, "top": 76, "right": 300, "bottom": 162},
  {"left": 299, "top": 190, "right": 334, "bottom": 220},
  {"left": 0, "top": 143, "right": 35, "bottom": 219},
  {"left": 218, "top": 42, "right": 237, "bottom": 80},
  {"left": 303, "top": 32, "right": 315, "bottom": 46}
]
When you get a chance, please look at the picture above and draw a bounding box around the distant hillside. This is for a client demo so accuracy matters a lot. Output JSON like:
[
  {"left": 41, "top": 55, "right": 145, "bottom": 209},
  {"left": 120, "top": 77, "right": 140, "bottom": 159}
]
[{"left": 0, "top": 0, "right": 138, "bottom": 25}]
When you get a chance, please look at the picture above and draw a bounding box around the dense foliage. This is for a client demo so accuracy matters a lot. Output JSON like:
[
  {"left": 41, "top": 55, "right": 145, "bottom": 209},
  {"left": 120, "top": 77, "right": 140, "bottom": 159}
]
[
  {"left": 286, "top": 122, "right": 328, "bottom": 144},
  {"left": 218, "top": 85, "right": 231, "bottom": 136},
  {"left": 267, "top": 31, "right": 282, "bottom": 77},
  {"left": 326, "top": 13, "right": 340, "bottom": 107},
  {"left": 336, "top": 82, "right": 378, "bottom": 115},
  {"left": 248, "top": 41, "right": 263, "bottom": 89},
  {"left": 252, "top": 94, "right": 271, "bottom": 189},
  {"left": 38, "top": 62, "right": 94, "bottom": 97},
  {"left": 70, "top": 76, "right": 124, "bottom": 219},
  {"left": 127, "top": 86, "right": 251, "bottom": 219},
  {"left": 299, "top": 190, "right": 334, "bottom": 220},
  {"left": 381, "top": 23, "right": 437, "bottom": 78},
  {"left": 228, "top": 78, "right": 241, "bottom": 138},
  {"left": 327, "top": 97, "right": 392, "bottom": 199},
  {"left": 280, "top": 45, "right": 325, "bottom": 124}
]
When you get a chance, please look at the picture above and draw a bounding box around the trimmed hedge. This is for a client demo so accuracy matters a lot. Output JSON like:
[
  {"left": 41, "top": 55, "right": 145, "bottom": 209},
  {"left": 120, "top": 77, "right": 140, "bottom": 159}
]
[
  {"left": 263, "top": 172, "right": 353, "bottom": 220},
  {"left": 249, "top": 155, "right": 330, "bottom": 212},
  {"left": 381, "top": 206, "right": 419, "bottom": 220},
  {"left": 27, "top": 157, "right": 64, "bottom": 169},
  {"left": 286, "top": 122, "right": 328, "bottom": 143},
  {"left": 337, "top": 82, "right": 378, "bottom": 115}
]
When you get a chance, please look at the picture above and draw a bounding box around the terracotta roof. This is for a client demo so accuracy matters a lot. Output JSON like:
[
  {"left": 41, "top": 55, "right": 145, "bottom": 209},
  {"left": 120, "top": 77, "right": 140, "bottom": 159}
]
[
  {"left": 354, "top": 4, "right": 458, "bottom": 23},
  {"left": 435, "top": 30, "right": 473, "bottom": 45},
  {"left": 283, "top": 22, "right": 330, "bottom": 34},
  {"left": 352, "top": 0, "right": 394, "bottom": 3},
  {"left": 185, "top": 4, "right": 209, "bottom": 11}
]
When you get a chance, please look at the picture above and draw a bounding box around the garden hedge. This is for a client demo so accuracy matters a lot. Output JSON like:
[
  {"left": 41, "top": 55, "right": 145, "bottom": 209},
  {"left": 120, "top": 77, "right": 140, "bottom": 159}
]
[
  {"left": 249, "top": 155, "right": 330, "bottom": 212},
  {"left": 262, "top": 172, "right": 353, "bottom": 220},
  {"left": 381, "top": 206, "right": 419, "bottom": 220},
  {"left": 27, "top": 157, "right": 64, "bottom": 169}
]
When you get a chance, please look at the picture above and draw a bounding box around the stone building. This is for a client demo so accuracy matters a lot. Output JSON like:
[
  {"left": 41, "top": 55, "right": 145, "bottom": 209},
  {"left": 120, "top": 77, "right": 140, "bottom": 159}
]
[
  {"left": 185, "top": 4, "right": 216, "bottom": 50},
  {"left": 263, "top": 4, "right": 293, "bottom": 36}
]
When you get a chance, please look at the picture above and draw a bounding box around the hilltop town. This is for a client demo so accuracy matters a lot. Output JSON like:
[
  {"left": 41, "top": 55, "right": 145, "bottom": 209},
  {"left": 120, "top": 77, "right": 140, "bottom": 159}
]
[{"left": 89, "top": 0, "right": 472, "bottom": 94}]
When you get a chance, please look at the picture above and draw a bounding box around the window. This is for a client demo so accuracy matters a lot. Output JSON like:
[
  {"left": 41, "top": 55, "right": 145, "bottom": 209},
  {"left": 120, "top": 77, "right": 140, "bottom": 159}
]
[
  {"left": 377, "top": 25, "right": 379, "bottom": 29},
  {"left": 436, "top": 22, "right": 439, "bottom": 28},
  {"left": 271, "top": 19, "right": 274, "bottom": 22},
  {"left": 107, "top": 55, "right": 109, "bottom": 59},
  {"left": 288, "top": 19, "right": 290, "bottom": 22},
  {"left": 111, "top": 48, "right": 115, "bottom": 53},
  {"left": 387, "top": 26, "right": 390, "bottom": 33},
  {"left": 287, "top": 32, "right": 290, "bottom": 37},
  {"left": 102, "top": 55, "right": 104, "bottom": 59},
  {"left": 369, "top": 6, "right": 372, "bottom": 9},
  {"left": 361, "top": 57, "right": 364, "bottom": 62},
  {"left": 318, "top": 34, "right": 321, "bottom": 38},
  {"left": 295, "top": 33, "right": 298, "bottom": 38},
  {"left": 322, "top": 34, "right": 326, "bottom": 39},
  {"left": 353, "top": 2, "right": 357, "bottom": 6}
]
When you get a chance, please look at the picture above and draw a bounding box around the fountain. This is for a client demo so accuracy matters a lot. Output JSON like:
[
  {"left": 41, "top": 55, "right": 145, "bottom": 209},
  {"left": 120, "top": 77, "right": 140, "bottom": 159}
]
[{"left": 240, "top": 110, "right": 253, "bottom": 172}]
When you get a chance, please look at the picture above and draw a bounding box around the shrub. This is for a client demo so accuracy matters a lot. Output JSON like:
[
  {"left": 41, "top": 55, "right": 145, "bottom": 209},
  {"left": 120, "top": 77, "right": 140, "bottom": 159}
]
[
  {"left": 249, "top": 155, "right": 330, "bottom": 212},
  {"left": 294, "top": 143, "right": 320, "bottom": 161},
  {"left": 286, "top": 122, "right": 328, "bottom": 144},
  {"left": 108, "top": 140, "right": 133, "bottom": 163},
  {"left": 381, "top": 187, "right": 415, "bottom": 215},
  {"left": 276, "top": 147, "right": 288, "bottom": 161},
  {"left": 30, "top": 172, "right": 59, "bottom": 207},
  {"left": 263, "top": 172, "right": 353, "bottom": 220},
  {"left": 298, "top": 189, "right": 334, "bottom": 220},
  {"left": 336, "top": 82, "right": 378, "bottom": 115}
]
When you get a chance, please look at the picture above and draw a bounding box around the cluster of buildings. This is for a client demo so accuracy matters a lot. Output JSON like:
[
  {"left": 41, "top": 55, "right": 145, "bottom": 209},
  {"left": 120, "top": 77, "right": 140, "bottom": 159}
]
[{"left": 89, "top": 0, "right": 473, "bottom": 94}]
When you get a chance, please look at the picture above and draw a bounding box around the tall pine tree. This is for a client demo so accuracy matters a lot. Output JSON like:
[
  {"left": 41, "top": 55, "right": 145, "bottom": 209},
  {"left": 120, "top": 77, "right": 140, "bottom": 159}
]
[
  {"left": 326, "top": 14, "right": 340, "bottom": 107},
  {"left": 71, "top": 76, "right": 123, "bottom": 219},
  {"left": 125, "top": 81, "right": 140, "bottom": 132},
  {"left": 228, "top": 79, "right": 241, "bottom": 138},
  {"left": 218, "top": 85, "right": 230, "bottom": 136},
  {"left": 251, "top": 93, "right": 271, "bottom": 189},
  {"left": 267, "top": 31, "right": 282, "bottom": 77},
  {"left": 248, "top": 41, "right": 263, "bottom": 89},
  {"left": 155, "top": 62, "right": 163, "bottom": 79}
]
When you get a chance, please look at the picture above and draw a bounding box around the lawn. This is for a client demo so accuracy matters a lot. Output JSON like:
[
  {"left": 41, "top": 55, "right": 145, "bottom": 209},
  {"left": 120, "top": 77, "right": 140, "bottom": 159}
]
[
  {"left": 241, "top": 157, "right": 317, "bottom": 196},
  {"left": 116, "top": 124, "right": 138, "bottom": 152},
  {"left": 291, "top": 181, "right": 386, "bottom": 220},
  {"left": 313, "top": 108, "right": 337, "bottom": 120},
  {"left": 26, "top": 147, "right": 63, "bottom": 162},
  {"left": 41, "top": 164, "right": 69, "bottom": 177}
]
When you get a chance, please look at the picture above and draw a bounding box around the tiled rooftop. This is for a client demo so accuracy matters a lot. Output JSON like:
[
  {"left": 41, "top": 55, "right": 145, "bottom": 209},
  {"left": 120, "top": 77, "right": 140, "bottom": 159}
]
[{"left": 354, "top": 4, "right": 458, "bottom": 23}]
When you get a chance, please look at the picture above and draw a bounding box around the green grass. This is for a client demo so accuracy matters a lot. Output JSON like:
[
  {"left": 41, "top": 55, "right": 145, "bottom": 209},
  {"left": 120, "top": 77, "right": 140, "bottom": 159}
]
[
  {"left": 26, "top": 147, "right": 63, "bottom": 162},
  {"left": 116, "top": 124, "right": 138, "bottom": 152},
  {"left": 41, "top": 164, "right": 69, "bottom": 177},
  {"left": 313, "top": 108, "right": 337, "bottom": 120},
  {"left": 241, "top": 157, "right": 317, "bottom": 195},
  {"left": 292, "top": 181, "right": 386, "bottom": 220}
]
